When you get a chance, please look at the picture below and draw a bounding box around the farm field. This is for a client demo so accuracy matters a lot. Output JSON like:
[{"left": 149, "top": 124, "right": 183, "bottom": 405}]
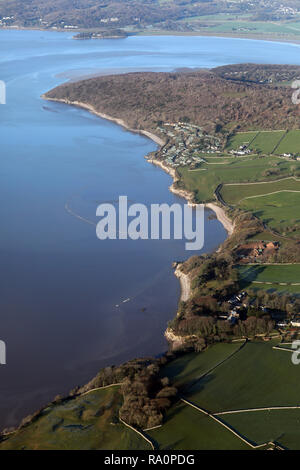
[
  {"left": 185, "top": 342, "right": 300, "bottom": 413},
  {"left": 225, "top": 130, "right": 300, "bottom": 155},
  {"left": 220, "top": 176, "right": 300, "bottom": 205},
  {"left": 161, "top": 342, "right": 242, "bottom": 391},
  {"left": 177, "top": 156, "right": 300, "bottom": 203},
  {"left": 275, "top": 130, "right": 300, "bottom": 155},
  {"left": 275, "top": 343, "right": 295, "bottom": 351},
  {"left": 177, "top": 12, "right": 300, "bottom": 40},
  {"left": 2, "top": 341, "right": 300, "bottom": 450},
  {"left": 148, "top": 401, "right": 249, "bottom": 450},
  {"left": 203, "top": 156, "right": 238, "bottom": 164},
  {"left": 238, "top": 264, "right": 300, "bottom": 284},
  {"left": 239, "top": 191, "right": 300, "bottom": 237},
  {"left": 250, "top": 130, "right": 286, "bottom": 154},
  {"left": 201, "top": 20, "right": 300, "bottom": 36},
  {"left": 247, "top": 230, "right": 284, "bottom": 242},
  {"left": 150, "top": 341, "right": 300, "bottom": 450},
  {"left": 223, "top": 409, "right": 300, "bottom": 450},
  {"left": 225, "top": 132, "right": 258, "bottom": 151},
  {"left": 238, "top": 264, "right": 300, "bottom": 294},
  {"left": 0, "top": 386, "right": 149, "bottom": 450}
]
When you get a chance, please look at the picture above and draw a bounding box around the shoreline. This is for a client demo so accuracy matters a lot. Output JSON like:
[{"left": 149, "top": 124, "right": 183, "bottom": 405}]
[
  {"left": 41, "top": 96, "right": 165, "bottom": 146},
  {"left": 42, "top": 93, "right": 235, "bottom": 324},
  {"left": 174, "top": 263, "right": 191, "bottom": 303},
  {"left": 3, "top": 26, "right": 300, "bottom": 46},
  {"left": 147, "top": 156, "right": 234, "bottom": 236},
  {"left": 205, "top": 203, "right": 234, "bottom": 236},
  {"left": 136, "top": 30, "right": 300, "bottom": 45}
]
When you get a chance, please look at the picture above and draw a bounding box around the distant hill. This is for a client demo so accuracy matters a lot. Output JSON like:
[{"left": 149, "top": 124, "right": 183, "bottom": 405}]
[{"left": 1, "top": 0, "right": 300, "bottom": 31}]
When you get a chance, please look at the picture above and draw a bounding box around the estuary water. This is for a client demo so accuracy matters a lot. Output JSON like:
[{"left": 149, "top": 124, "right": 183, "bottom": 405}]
[{"left": 1, "top": 30, "right": 300, "bottom": 429}]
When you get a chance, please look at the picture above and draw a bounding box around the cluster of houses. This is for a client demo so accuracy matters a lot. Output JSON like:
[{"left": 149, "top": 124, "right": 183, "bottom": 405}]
[
  {"left": 0, "top": 16, "right": 14, "bottom": 26},
  {"left": 219, "top": 292, "right": 248, "bottom": 324},
  {"left": 280, "top": 153, "right": 300, "bottom": 160},
  {"left": 100, "top": 18, "right": 119, "bottom": 23},
  {"left": 277, "top": 5, "right": 299, "bottom": 16},
  {"left": 229, "top": 145, "right": 252, "bottom": 156},
  {"left": 278, "top": 315, "right": 300, "bottom": 329},
  {"left": 63, "top": 25, "right": 79, "bottom": 29},
  {"left": 157, "top": 122, "right": 222, "bottom": 168},
  {"left": 27, "top": 17, "right": 121, "bottom": 31},
  {"left": 218, "top": 289, "right": 300, "bottom": 330},
  {"left": 228, "top": 144, "right": 300, "bottom": 160}
]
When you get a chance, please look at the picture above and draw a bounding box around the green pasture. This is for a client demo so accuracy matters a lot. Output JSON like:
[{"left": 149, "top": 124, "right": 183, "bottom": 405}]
[
  {"left": 220, "top": 176, "right": 300, "bottom": 205},
  {"left": 3, "top": 341, "right": 300, "bottom": 450},
  {"left": 148, "top": 402, "right": 249, "bottom": 450},
  {"left": 177, "top": 155, "right": 299, "bottom": 202},
  {"left": 238, "top": 264, "right": 300, "bottom": 294},
  {"left": 225, "top": 130, "right": 300, "bottom": 155},
  {"left": 225, "top": 132, "right": 258, "bottom": 151},
  {"left": 185, "top": 342, "right": 300, "bottom": 413},
  {"left": 152, "top": 341, "right": 300, "bottom": 450},
  {"left": 251, "top": 131, "right": 286, "bottom": 154},
  {"left": 161, "top": 342, "right": 242, "bottom": 391},
  {"left": 0, "top": 386, "right": 149, "bottom": 450},
  {"left": 239, "top": 191, "right": 300, "bottom": 237},
  {"left": 198, "top": 20, "right": 300, "bottom": 36},
  {"left": 238, "top": 264, "right": 300, "bottom": 284},
  {"left": 275, "top": 130, "right": 300, "bottom": 155},
  {"left": 223, "top": 409, "right": 300, "bottom": 450}
]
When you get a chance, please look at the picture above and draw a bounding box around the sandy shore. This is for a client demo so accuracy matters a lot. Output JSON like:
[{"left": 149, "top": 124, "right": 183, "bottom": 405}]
[
  {"left": 174, "top": 264, "right": 191, "bottom": 302},
  {"left": 164, "top": 327, "right": 197, "bottom": 351},
  {"left": 205, "top": 202, "right": 234, "bottom": 236}
]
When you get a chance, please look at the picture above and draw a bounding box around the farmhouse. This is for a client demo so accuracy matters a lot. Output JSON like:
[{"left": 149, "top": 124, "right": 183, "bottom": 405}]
[{"left": 236, "top": 241, "right": 279, "bottom": 263}]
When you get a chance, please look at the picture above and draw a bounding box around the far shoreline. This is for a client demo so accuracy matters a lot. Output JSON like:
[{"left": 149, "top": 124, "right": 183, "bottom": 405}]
[{"left": 2, "top": 26, "right": 300, "bottom": 47}]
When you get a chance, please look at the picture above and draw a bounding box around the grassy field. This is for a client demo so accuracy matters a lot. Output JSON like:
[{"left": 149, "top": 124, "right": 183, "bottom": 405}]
[
  {"left": 189, "top": 20, "right": 300, "bottom": 37},
  {"left": 220, "top": 177, "right": 300, "bottom": 205},
  {"left": 225, "top": 130, "right": 300, "bottom": 155},
  {"left": 238, "top": 264, "right": 300, "bottom": 284},
  {"left": 177, "top": 155, "right": 299, "bottom": 202},
  {"left": 251, "top": 131, "right": 286, "bottom": 154},
  {"left": 223, "top": 409, "right": 300, "bottom": 450},
  {"left": 275, "top": 130, "right": 300, "bottom": 155},
  {"left": 148, "top": 401, "right": 249, "bottom": 450},
  {"left": 204, "top": 156, "right": 238, "bottom": 164},
  {"left": 239, "top": 191, "right": 300, "bottom": 237},
  {"left": 0, "top": 386, "right": 149, "bottom": 450},
  {"left": 247, "top": 230, "right": 284, "bottom": 242},
  {"left": 150, "top": 341, "right": 300, "bottom": 450},
  {"left": 3, "top": 341, "right": 300, "bottom": 450},
  {"left": 240, "top": 282, "right": 300, "bottom": 295},
  {"left": 186, "top": 341, "right": 300, "bottom": 413},
  {"left": 238, "top": 264, "right": 300, "bottom": 294},
  {"left": 225, "top": 132, "right": 258, "bottom": 151},
  {"left": 161, "top": 342, "right": 242, "bottom": 391}
]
